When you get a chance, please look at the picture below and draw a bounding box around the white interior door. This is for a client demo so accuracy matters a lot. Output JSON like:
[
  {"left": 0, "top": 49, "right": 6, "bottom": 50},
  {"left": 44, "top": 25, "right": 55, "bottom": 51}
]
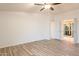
[{"left": 73, "top": 18, "right": 78, "bottom": 43}]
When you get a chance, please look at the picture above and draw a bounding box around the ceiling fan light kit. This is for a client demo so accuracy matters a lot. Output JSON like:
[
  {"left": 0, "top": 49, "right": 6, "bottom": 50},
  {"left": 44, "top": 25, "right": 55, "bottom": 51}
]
[{"left": 44, "top": 5, "right": 51, "bottom": 9}]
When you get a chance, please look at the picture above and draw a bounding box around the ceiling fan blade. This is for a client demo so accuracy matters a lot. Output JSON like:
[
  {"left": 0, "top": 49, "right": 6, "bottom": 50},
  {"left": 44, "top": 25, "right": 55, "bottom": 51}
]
[
  {"left": 50, "top": 7, "right": 54, "bottom": 11},
  {"left": 40, "top": 7, "right": 45, "bottom": 11},
  {"left": 34, "top": 3, "right": 44, "bottom": 6},
  {"left": 52, "top": 3, "right": 61, "bottom": 5}
]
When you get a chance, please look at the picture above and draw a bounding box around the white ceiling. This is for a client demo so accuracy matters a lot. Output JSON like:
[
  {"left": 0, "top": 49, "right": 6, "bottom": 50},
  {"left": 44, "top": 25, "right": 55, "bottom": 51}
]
[{"left": 0, "top": 3, "right": 79, "bottom": 14}]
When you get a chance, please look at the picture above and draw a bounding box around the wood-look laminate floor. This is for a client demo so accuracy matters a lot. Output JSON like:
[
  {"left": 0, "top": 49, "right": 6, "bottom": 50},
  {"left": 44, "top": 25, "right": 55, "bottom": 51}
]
[{"left": 0, "top": 39, "right": 79, "bottom": 56}]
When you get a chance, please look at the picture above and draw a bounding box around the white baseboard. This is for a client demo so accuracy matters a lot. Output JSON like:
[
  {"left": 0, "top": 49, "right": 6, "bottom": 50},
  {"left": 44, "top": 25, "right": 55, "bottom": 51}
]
[{"left": 0, "top": 39, "right": 48, "bottom": 48}]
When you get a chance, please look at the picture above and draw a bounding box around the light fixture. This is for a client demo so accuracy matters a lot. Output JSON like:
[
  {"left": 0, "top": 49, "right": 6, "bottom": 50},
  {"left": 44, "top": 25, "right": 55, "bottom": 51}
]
[{"left": 44, "top": 5, "right": 51, "bottom": 9}]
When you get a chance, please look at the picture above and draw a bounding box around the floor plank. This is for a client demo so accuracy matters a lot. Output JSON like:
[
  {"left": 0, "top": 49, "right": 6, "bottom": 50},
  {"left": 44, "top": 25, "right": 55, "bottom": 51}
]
[{"left": 0, "top": 39, "right": 79, "bottom": 56}]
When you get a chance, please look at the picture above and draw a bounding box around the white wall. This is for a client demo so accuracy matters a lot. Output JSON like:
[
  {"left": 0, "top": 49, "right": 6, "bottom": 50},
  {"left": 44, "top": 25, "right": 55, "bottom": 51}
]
[
  {"left": 51, "top": 9, "right": 79, "bottom": 43},
  {"left": 0, "top": 11, "right": 51, "bottom": 48},
  {"left": 50, "top": 16, "right": 61, "bottom": 39}
]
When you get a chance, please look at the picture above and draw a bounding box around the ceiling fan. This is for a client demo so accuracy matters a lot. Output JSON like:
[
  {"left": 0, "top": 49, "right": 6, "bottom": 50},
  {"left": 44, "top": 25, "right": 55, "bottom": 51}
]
[{"left": 34, "top": 3, "right": 61, "bottom": 11}]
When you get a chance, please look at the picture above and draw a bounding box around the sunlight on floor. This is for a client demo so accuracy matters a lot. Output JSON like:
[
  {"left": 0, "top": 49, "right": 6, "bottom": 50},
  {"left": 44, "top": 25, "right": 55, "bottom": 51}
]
[
  {"left": 61, "top": 36, "right": 74, "bottom": 49},
  {"left": 64, "top": 36, "right": 74, "bottom": 43}
]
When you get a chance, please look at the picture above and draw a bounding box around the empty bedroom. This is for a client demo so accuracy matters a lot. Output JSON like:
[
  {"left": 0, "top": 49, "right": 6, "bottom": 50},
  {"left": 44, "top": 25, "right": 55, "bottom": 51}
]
[{"left": 0, "top": 3, "right": 79, "bottom": 56}]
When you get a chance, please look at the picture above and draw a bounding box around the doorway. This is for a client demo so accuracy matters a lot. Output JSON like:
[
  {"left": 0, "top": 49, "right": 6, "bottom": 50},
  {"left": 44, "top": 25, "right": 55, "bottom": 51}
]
[{"left": 63, "top": 19, "right": 74, "bottom": 43}]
